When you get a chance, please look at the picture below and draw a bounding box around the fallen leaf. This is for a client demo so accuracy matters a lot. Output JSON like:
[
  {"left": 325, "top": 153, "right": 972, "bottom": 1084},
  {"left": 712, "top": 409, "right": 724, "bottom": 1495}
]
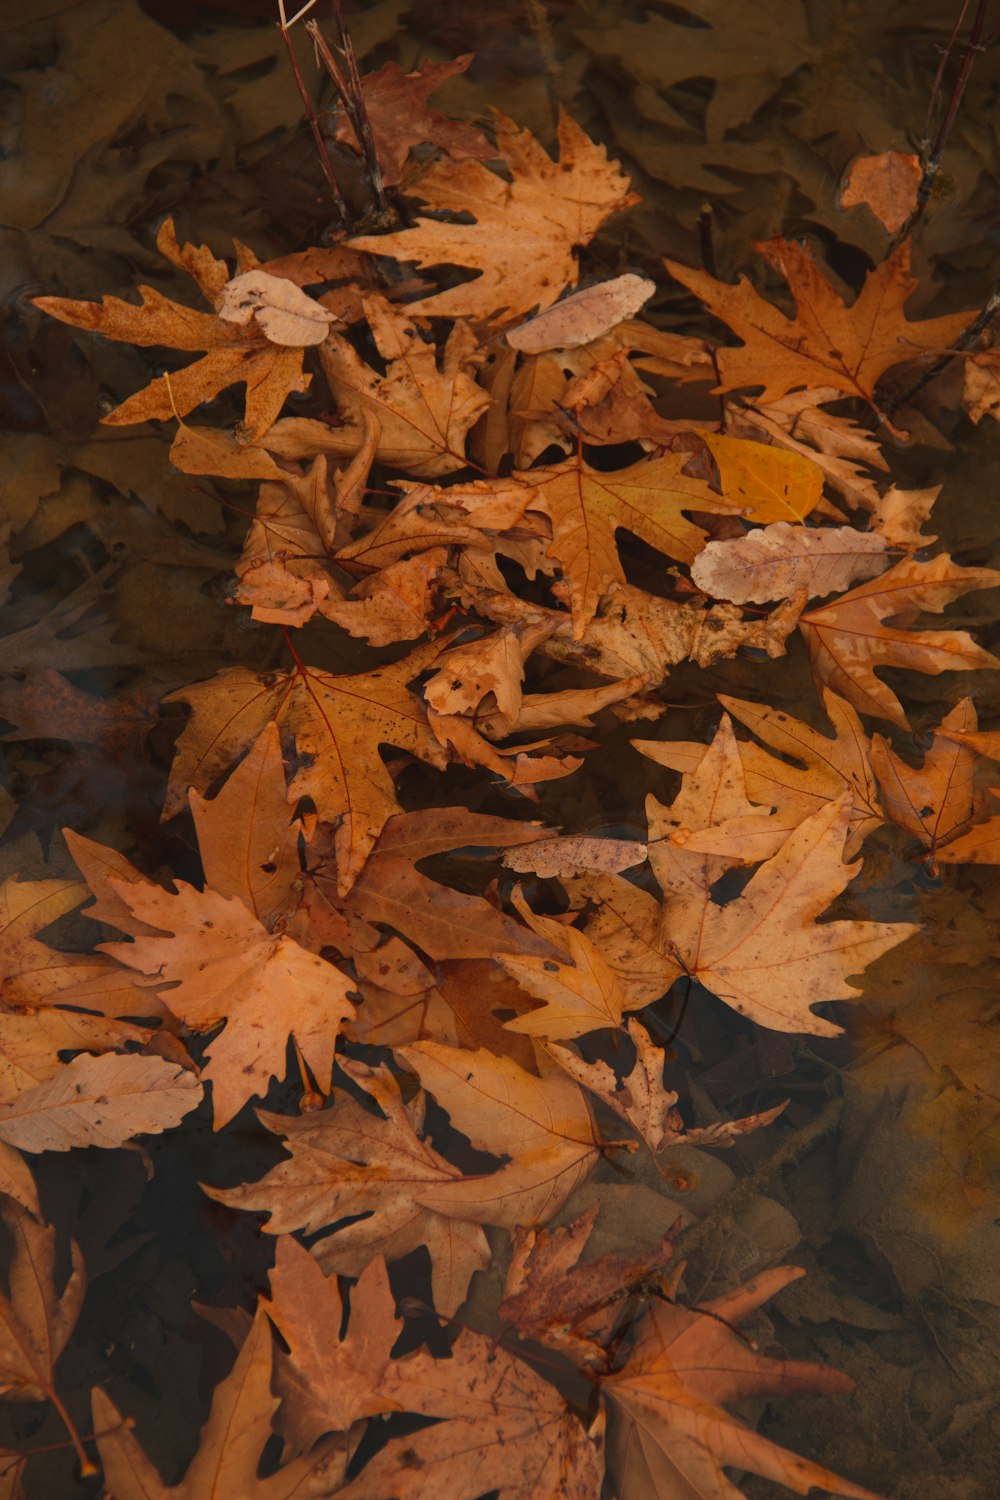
[
  {"left": 841, "top": 150, "right": 921, "bottom": 234},
  {"left": 0, "top": 1202, "right": 84, "bottom": 1402},
  {"left": 0, "top": 1052, "right": 201, "bottom": 1153},
  {"left": 665, "top": 240, "right": 972, "bottom": 429},
  {"left": 520, "top": 451, "right": 743, "bottom": 635},
  {"left": 204, "top": 1057, "right": 491, "bottom": 1316},
  {"left": 217, "top": 269, "right": 338, "bottom": 346},
  {"left": 870, "top": 698, "right": 978, "bottom": 856},
  {"left": 350, "top": 110, "right": 638, "bottom": 322},
  {"left": 500, "top": 900, "right": 636, "bottom": 1040},
  {"left": 263, "top": 1239, "right": 399, "bottom": 1452},
  {"left": 506, "top": 274, "right": 656, "bottom": 353},
  {"left": 702, "top": 433, "right": 824, "bottom": 523},
  {"left": 336, "top": 1327, "right": 603, "bottom": 1500},
  {"left": 92, "top": 1306, "right": 345, "bottom": 1499},
  {"left": 401, "top": 1042, "right": 600, "bottom": 1228},
  {"left": 798, "top": 553, "right": 1000, "bottom": 726},
  {"left": 334, "top": 54, "right": 493, "bottom": 185},
  {"left": 547, "top": 1018, "right": 685, "bottom": 1155},
  {"left": 100, "top": 876, "right": 356, "bottom": 1128},
  {"left": 162, "top": 640, "right": 453, "bottom": 893},
  {"left": 501, "top": 834, "right": 647, "bottom": 878},
  {"left": 691, "top": 522, "right": 888, "bottom": 603},
  {"left": 602, "top": 1266, "right": 883, "bottom": 1500}
]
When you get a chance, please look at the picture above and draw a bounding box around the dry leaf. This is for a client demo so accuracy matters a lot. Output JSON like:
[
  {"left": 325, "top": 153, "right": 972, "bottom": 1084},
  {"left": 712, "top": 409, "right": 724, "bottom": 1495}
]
[
  {"left": 841, "top": 150, "right": 921, "bottom": 234},
  {"left": 798, "top": 553, "right": 1000, "bottom": 726},
  {"left": 871, "top": 699, "right": 978, "bottom": 855},
  {"left": 351, "top": 109, "right": 638, "bottom": 322},
  {"left": 665, "top": 239, "right": 972, "bottom": 430},
  {"left": 217, "top": 269, "right": 339, "bottom": 346},
  {"left": 0, "top": 1052, "right": 201, "bottom": 1153},
  {"left": 691, "top": 522, "right": 888, "bottom": 603},
  {"left": 506, "top": 274, "right": 656, "bottom": 352},
  {"left": 703, "top": 432, "right": 824, "bottom": 522},
  {"left": 204, "top": 1057, "right": 491, "bottom": 1316},
  {"left": 0, "top": 1202, "right": 84, "bottom": 1402}
]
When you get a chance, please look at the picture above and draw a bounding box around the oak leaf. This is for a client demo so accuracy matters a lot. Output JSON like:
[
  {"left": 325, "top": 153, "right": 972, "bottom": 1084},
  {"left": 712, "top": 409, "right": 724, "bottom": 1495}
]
[
  {"left": 162, "top": 639, "right": 452, "bottom": 893},
  {"left": 691, "top": 522, "right": 888, "bottom": 604},
  {"left": 602, "top": 1266, "right": 883, "bottom": 1500},
  {"left": 400, "top": 1042, "right": 599, "bottom": 1229},
  {"left": 92, "top": 1306, "right": 346, "bottom": 1500},
  {"left": 519, "top": 451, "right": 744, "bottom": 635},
  {"left": 336, "top": 1327, "right": 603, "bottom": 1500},
  {"left": 263, "top": 1238, "right": 399, "bottom": 1454},
  {"left": 350, "top": 109, "right": 638, "bottom": 323},
  {"left": 0, "top": 1202, "right": 85, "bottom": 1405},
  {"left": 205, "top": 1058, "right": 491, "bottom": 1317},
  {"left": 100, "top": 875, "right": 356, "bottom": 1129},
  {"left": 665, "top": 239, "right": 972, "bottom": 429},
  {"left": 798, "top": 553, "right": 1000, "bottom": 726},
  {"left": 0, "top": 1052, "right": 201, "bottom": 1153},
  {"left": 32, "top": 220, "right": 310, "bottom": 443}
]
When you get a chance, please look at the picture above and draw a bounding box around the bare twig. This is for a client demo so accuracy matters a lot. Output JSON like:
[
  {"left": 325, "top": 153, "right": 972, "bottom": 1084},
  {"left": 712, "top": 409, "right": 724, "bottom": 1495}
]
[
  {"left": 908, "top": 0, "right": 995, "bottom": 232},
  {"left": 305, "top": 5, "right": 388, "bottom": 218},
  {"left": 885, "top": 279, "right": 1000, "bottom": 419},
  {"left": 277, "top": 0, "right": 349, "bottom": 222}
]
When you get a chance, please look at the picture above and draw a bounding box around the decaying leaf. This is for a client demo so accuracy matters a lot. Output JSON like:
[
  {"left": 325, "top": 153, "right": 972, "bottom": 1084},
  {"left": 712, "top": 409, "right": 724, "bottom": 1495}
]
[
  {"left": 0, "top": 1202, "right": 84, "bottom": 1403},
  {"left": 217, "top": 270, "right": 339, "bottom": 346},
  {"left": 506, "top": 274, "right": 656, "bottom": 353},
  {"left": 841, "top": 150, "right": 921, "bottom": 234}
]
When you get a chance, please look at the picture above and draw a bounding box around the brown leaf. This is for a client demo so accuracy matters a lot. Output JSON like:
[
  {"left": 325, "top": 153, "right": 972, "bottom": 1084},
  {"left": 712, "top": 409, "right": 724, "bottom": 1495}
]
[
  {"left": 665, "top": 239, "right": 972, "bottom": 430},
  {"left": 204, "top": 1058, "right": 490, "bottom": 1316},
  {"left": 92, "top": 1306, "right": 345, "bottom": 1499},
  {"left": 334, "top": 54, "right": 493, "bottom": 186},
  {"left": 841, "top": 150, "right": 921, "bottom": 234},
  {"left": 691, "top": 522, "right": 888, "bottom": 604},
  {"left": 871, "top": 698, "right": 978, "bottom": 856},
  {"left": 336, "top": 1328, "right": 603, "bottom": 1500},
  {"left": 162, "top": 640, "right": 453, "bottom": 893},
  {"left": 263, "top": 1238, "right": 399, "bottom": 1453},
  {"left": 0, "top": 1202, "right": 85, "bottom": 1402},
  {"left": 798, "top": 553, "right": 1000, "bottom": 726},
  {"left": 350, "top": 110, "right": 638, "bottom": 323},
  {"left": 506, "top": 274, "right": 656, "bottom": 353},
  {"left": 101, "top": 876, "right": 356, "bottom": 1128},
  {"left": 602, "top": 1266, "right": 884, "bottom": 1500},
  {"left": 0, "top": 1052, "right": 201, "bottom": 1153}
]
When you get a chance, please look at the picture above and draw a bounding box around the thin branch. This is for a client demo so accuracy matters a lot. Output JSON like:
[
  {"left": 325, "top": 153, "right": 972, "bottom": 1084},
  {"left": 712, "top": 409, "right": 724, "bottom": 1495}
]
[{"left": 277, "top": 0, "right": 349, "bottom": 222}]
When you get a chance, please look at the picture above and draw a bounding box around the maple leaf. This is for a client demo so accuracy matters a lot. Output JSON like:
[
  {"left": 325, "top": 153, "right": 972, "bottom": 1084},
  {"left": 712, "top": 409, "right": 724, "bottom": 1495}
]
[
  {"left": 310, "top": 807, "right": 564, "bottom": 962},
  {"left": 518, "top": 451, "right": 744, "bottom": 635},
  {"left": 0, "top": 1052, "right": 201, "bottom": 1153},
  {"left": 400, "top": 1042, "right": 599, "bottom": 1228},
  {"left": 664, "top": 239, "right": 972, "bottom": 429},
  {"left": 636, "top": 690, "right": 883, "bottom": 858},
  {"left": 334, "top": 54, "right": 493, "bottom": 185},
  {"left": 499, "top": 1199, "right": 678, "bottom": 1369},
  {"left": 205, "top": 1057, "right": 491, "bottom": 1317},
  {"left": 162, "top": 639, "right": 451, "bottom": 893},
  {"left": 602, "top": 1266, "right": 883, "bottom": 1500},
  {"left": 692, "top": 522, "right": 888, "bottom": 605},
  {"left": 335, "top": 1327, "right": 603, "bottom": 1500},
  {"left": 101, "top": 875, "right": 356, "bottom": 1129},
  {"left": 189, "top": 721, "right": 303, "bottom": 932},
  {"left": 263, "top": 1238, "right": 400, "bottom": 1454},
  {"left": 311, "top": 295, "right": 491, "bottom": 477},
  {"left": 798, "top": 553, "right": 1000, "bottom": 726},
  {"left": 0, "top": 1201, "right": 85, "bottom": 1402},
  {"left": 32, "top": 219, "right": 311, "bottom": 443},
  {"left": 871, "top": 698, "right": 978, "bottom": 859},
  {"left": 92, "top": 1306, "right": 345, "bottom": 1499},
  {"left": 350, "top": 109, "right": 638, "bottom": 322},
  {"left": 499, "top": 899, "right": 636, "bottom": 1040}
]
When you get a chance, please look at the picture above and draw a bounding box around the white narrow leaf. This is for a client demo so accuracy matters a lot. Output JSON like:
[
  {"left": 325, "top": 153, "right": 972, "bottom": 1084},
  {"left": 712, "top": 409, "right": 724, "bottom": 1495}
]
[
  {"left": 217, "top": 271, "right": 338, "bottom": 347},
  {"left": 691, "top": 522, "right": 888, "bottom": 604},
  {"left": 506, "top": 274, "right": 655, "bottom": 353},
  {"left": 0, "top": 1052, "right": 202, "bottom": 1153},
  {"left": 501, "top": 834, "right": 647, "bottom": 877}
]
